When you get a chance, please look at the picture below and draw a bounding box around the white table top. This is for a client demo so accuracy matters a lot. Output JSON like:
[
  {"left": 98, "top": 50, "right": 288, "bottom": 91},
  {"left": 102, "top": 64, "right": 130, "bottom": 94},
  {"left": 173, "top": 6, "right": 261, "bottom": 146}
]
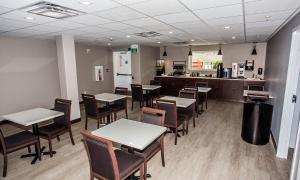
[
  {"left": 158, "top": 96, "right": 196, "bottom": 108},
  {"left": 142, "top": 85, "right": 161, "bottom": 91},
  {"left": 198, "top": 87, "right": 212, "bottom": 93},
  {"left": 243, "top": 90, "right": 274, "bottom": 99},
  {"left": 95, "top": 93, "right": 127, "bottom": 103},
  {"left": 92, "top": 119, "right": 167, "bottom": 150},
  {"left": 2, "top": 108, "right": 64, "bottom": 126}
]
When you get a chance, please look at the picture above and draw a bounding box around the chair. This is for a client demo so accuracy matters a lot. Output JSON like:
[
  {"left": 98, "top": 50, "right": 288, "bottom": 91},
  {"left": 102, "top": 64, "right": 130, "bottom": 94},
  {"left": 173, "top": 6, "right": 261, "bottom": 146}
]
[
  {"left": 149, "top": 80, "right": 161, "bottom": 107},
  {"left": 0, "top": 128, "right": 41, "bottom": 177},
  {"left": 131, "top": 84, "right": 150, "bottom": 111},
  {"left": 81, "top": 131, "right": 145, "bottom": 180},
  {"left": 38, "top": 98, "right": 75, "bottom": 157},
  {"left": 110, "top": 87, "right": 128, "bottom": 121},
  {"left": 122, "top": 107, "right": 166, "bottom": 179},
  {"left": 195, "top": 81, "right": 209, "bottom": 109},
  {"left": 248, "top": 84, "right": 264, "bottom": 91},
  {"left": 182, "top": 87, "right": 199, "bottom": 117},
  {"left": 82, "top": 94, "right": 113, "bottom": 130},
  {"left": 178, "top": 90, "right": 196, "bottom": 133},
  {"left": 156, "top": 99, "right": 187, "bottom": 145}
]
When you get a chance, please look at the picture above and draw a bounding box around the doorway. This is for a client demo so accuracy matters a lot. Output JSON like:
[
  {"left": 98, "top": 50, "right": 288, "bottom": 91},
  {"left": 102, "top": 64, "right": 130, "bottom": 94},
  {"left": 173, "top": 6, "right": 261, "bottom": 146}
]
[{"left": 113, "top": 51, "right": 132, "bottom": 90}]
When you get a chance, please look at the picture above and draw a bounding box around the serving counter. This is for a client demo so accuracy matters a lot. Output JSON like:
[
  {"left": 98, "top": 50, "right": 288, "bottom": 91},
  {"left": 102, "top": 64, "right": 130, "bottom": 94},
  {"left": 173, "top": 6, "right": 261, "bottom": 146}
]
[{"left": 154, "top": 76, "right": 266, "bottom": 102}]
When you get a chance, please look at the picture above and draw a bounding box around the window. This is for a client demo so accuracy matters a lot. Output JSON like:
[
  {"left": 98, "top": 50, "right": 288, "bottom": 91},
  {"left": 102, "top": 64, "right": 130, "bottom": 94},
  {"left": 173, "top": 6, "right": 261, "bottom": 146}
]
[{"left": 188, "top": 51, "right": 222, "bottom": 70}]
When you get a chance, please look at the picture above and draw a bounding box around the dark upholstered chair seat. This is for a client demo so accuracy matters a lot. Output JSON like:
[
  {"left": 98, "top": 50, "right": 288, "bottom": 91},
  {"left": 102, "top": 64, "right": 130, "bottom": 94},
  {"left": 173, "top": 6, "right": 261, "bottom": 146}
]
[
  {"left": 115, "top": 149, "right": 144, "bottom": 178},
  {"left": 109, "top": 104, "right": 124, "bottom": 112},
  {"left": 5, "top": 131, "right": 38, "bottom": 151},
  {"left": 98, "top": 107, "right": 112, "bottom": 115},
  {"left": 39, "top": 124, "right": 66, "bottom": 137}
]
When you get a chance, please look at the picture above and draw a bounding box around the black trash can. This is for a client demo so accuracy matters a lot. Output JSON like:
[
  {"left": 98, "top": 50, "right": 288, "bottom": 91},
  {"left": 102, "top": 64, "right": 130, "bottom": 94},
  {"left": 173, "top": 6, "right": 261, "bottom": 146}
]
[{"left": 241, "top": 101, "right": 273, "bottom": 145}]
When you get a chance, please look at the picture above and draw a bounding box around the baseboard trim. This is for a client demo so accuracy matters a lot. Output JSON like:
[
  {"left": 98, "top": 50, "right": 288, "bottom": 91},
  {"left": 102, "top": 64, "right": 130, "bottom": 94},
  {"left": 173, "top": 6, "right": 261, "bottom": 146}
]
[
  {"left": 71, "top": 118, "right": 81, "bottom": 124},
  {"left": 270, "top": 131, "right": 277, "bottom": 150}
]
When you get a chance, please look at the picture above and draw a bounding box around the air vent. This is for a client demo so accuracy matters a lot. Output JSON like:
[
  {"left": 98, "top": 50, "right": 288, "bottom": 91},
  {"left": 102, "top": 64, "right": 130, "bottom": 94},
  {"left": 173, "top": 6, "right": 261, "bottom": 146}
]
[
  {"left": 173, "top": 41, "right": 189, "bottom": 45},
  {"left": 133, "top": 31, "right": 161, "bottom": 38},
  {"left": 20, "top": 1, "right": 85, "bottom": 19}
]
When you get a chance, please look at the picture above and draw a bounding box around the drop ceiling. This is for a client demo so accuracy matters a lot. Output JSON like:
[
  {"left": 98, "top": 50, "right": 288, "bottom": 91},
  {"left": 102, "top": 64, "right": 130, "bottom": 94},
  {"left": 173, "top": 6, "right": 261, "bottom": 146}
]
[{"left": 0, "top": 0, "right": 299, "bottom": 47}]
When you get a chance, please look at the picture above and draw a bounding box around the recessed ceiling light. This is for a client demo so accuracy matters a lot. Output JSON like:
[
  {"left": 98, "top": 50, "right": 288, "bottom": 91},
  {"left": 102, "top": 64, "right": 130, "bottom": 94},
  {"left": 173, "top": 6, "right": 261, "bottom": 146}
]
[
  {"left": 265, "top": 15, "right": 270, "bottom": 18},
  {"left": 109, "top": 37, "right": 113, "bottom": 40},
  {"left": 126, "top": 35, "right": 131, "bottom": 38},
  {"left": 79, "top": 1, "right": 93, "bottom": 5},
  {"left": 107, "top": 43, "right": 111, "bottom": 46},
  {"left": 190, "top": 39, "right": 195, "bottom": 42},
  {"left": 157, "top": 41, "right": 161, "bottom": 44},
  {"left": 169, "top": 31, "right": 173, "bottom": 34},
  {"left": 224, "top": 26, "right": 231, "bottom": 30},
  {"left": 24, "top": 16, "right": 34, "bottom": 20},
  {"left": 232, "top": 36, "right": 236, "bottom": 39}
]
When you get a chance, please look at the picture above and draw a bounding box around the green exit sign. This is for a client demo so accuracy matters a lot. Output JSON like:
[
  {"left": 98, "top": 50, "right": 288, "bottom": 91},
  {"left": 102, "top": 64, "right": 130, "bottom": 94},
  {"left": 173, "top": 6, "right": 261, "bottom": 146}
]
[{"left": 131, "top": 44, "right": 138, "bottom": 54}]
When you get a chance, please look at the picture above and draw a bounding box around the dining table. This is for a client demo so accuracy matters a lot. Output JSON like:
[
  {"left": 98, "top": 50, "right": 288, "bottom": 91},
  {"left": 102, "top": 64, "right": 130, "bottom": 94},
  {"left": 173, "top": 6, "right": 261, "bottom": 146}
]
[
  {"left": 142, "top": 85, "right": 161, "bottom": 107},
  {"left": 2, "top": 108, "right": 64, "bottom": 164}
]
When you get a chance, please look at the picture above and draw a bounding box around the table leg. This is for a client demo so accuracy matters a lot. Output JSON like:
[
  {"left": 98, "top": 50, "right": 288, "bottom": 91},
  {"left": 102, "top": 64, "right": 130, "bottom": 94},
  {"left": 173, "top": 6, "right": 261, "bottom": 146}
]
[
  {"left": 106, "top": 102, "right": 111, "bottom": 124},
  {"left": 205, "top": 92, "right": 208, "bottom": 109},
  {"left": 127, "top": 147, "right": 152, "bottom": 179}
]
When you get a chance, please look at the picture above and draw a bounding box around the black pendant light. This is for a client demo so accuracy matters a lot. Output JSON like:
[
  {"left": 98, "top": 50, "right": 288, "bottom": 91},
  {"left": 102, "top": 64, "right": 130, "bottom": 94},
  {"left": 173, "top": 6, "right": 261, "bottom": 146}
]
[
  {"left": 251, "top": 43, "right": 257, "bottom": 55},
  {"left": 218, "top": 44, "right": 223, "bottom": 55},
  {"left": 163, "top": 46, "right": 167, "bottom": 57},
  {"left": 188, "top": 45, "right": 192, "bottom": 56}
]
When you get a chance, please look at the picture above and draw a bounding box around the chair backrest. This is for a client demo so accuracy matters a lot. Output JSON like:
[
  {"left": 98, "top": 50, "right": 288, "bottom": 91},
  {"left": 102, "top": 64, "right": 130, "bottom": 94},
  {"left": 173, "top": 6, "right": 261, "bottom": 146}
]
[
  {"left": 141, "top": 107, "right": 165, "bottom": 126},
  {"left": 115, "top": 87, "right": 128, "bottom": 106},
  {"left": 131, "top": 84, "right": 143, "bottom": 101},
  {"left": 53, "top": 98, "right": 72, "bottom": 126},
  {"left": 156, "top": 99, "right": 177, "bottom": 127},
  {"left": 0, "top": 128, "right": 7, "bottom": 154},
  {"left": 248, "top": 84, "right": 264, "bottom": 91},
  {"left": 179, "top": 90, "right": 197, "bottom": 99},
  {"left": 82, "top": 94, "right": 98, "bottom": 118},
  {"left": 81, "top": 131, "right": 119, "bottom": 180},
  {"left": 195, "top": 81, "right": 208, "bottom": 87},
  {"left": 150, "top": 80, "right": 161, "bottom": 85},
  {"left": 115, "top": 87, "right": 128, "bottom": 95}
]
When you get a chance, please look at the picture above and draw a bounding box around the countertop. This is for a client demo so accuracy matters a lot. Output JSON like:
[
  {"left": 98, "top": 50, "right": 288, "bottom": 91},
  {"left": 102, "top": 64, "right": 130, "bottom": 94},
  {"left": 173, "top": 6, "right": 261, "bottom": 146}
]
[{"left": 155, "top": 76, "right": 265, "bottom": 82}]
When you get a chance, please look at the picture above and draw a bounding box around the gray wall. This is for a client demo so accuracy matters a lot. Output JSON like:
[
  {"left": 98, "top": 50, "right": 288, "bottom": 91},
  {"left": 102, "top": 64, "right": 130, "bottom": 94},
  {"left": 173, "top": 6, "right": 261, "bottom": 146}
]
[
  {"left": 265, "top": 12, "right": 300, "bottom": 144},
  {"left": 0, "top": 37, "right": 61, "bottom": 117},
  {"left": 75, "top": 43, "right": 114, "bottom": 96},
  {"left": 140, "top": 45, "right": 160, "bottom": 84},
  {"left": 160, "top": 43, "right": 267, "bottom": 78}
]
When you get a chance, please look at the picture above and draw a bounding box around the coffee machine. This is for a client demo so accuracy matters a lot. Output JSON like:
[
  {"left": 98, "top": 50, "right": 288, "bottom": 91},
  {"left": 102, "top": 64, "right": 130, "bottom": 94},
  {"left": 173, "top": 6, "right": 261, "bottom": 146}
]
[{"left": 238, "top": 63, "right": 245, "bottom": 78}]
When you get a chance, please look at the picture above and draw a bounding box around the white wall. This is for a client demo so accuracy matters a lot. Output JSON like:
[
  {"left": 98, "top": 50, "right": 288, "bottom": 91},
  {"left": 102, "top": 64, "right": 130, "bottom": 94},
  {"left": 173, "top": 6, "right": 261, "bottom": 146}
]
[{"left": 160, "top": 42, "right": 267, "bottom": 78}]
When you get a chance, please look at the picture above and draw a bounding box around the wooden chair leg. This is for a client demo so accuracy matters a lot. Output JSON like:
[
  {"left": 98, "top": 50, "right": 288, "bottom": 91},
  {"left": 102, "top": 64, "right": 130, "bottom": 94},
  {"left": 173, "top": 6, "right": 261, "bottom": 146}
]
[
  {"left": 27, "top": 146, "right": 31, "bottom": 153},
  {"left": 114, "top": 112, "right": 117, "bottom": 121},
  {"left": 175, "top": 128, "right": 178, "bottom": 145},
  {"left": 97, "top": 119, "right": 100, "bottom": 129},
  {"left": 186, "top": 120, "right": 189, "bottom": 135},
  {"left": 161, "top": 140, "right": 165, "bottom": 167},
  {"left": 90, "top": 172, "right": 94, "bottom": 180},
  {"left": 48, "top": 139, "right": 53, "bottom": 158},
  {"left": 131, "top": 100, "right": 134, "bottom": 111},
  {"left": 139, "top": 164, "right": 145, "bottom": 180},
  {"left": 3, "top": 154, "right": 7, "bottom": 177},
  {"left": 69, "top": 129, "right": 75, "bottom": 145},
  {"left": 125, "top": 108, "right": 128, "bottom": 119},
  {"left": 144, "top": 162, "right": 147, "bottom": 180},
  {"left": 205, "top": 93, "right": 208, "bottom": 109},
  {"left": 56, "top": 136, "right": 60, "bottom": 141},
  {"left": 85, "top": 116, "right": 88, "bottom": 130}
]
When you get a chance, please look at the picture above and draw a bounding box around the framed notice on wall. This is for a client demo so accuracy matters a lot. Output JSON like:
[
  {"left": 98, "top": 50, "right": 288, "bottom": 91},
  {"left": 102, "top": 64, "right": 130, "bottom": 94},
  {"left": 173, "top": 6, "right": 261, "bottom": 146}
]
[{"left": 95, "top": 66, "right": 104, "bottom": 81}]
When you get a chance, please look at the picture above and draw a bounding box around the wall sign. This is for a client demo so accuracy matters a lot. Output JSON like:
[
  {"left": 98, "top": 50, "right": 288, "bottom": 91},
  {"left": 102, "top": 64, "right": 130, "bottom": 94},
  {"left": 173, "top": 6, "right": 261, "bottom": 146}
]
[{"left": 131, "top": 44, "right": 138, "bottom": 54}]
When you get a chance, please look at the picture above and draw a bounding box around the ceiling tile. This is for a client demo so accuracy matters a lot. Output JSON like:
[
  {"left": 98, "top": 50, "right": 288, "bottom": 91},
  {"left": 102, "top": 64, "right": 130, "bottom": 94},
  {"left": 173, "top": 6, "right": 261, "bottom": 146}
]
[
  {"left": 119, "top": 27, "right": 147, "bottom": 34},
  {"left": 194, "top": 4, "right": 243, "bottom": 20},
  {"left": 204, "top": 16, "right": 243, "bottom": 26},
  {"left": 245, "top": 0, "right": 300, "bottom": 15},
  {"left": 0, "top": 17, "right": 36, "bottom": 29},
  {"left": 67, "top": 14, "right": 112, "bottom": 25},
  {"left": 246, "top": 10, "right": 294, "bottom": 23},
  {"left": 0, "top": 10, "right": 56, "bottom": 24},
  {"left": 77, "top": 26, "right": 110, "bottom": 33},
  {"left": 155, "top": 12, "right": 198, "bottom": 24},
  {"left": 129, "top": 0, "right": 187, "bottom": 16},
  {"left": 93, "top": 6, "right": 146, "bottom": 21},
  {"left": 142, "top": 24, "right": 174, "bottom": 31},
  {"left": 26, "top": 24, "right": 67, "bottom": 33},
  {"left": 0, "top": 25, "right": 19, "bottom": 32},
  {"left": 45, "top": 20, "right": 86, "bottom": 29},
  {"left": 100, "top": 22, "right": 136, "bottom": 30},
  {"left": 48, "top": 0, "right": 121, "bottom": 13},
  {"left": 213, "top": 23, "right": 244, "bottom": 33},
  {"left": 170, "top": 21, "right": 208, "bottom": 31},
  {"left": 246, "top": 26, "right": 277, "bottom": 34},
  {"left": 246, "top": 19, "right": 284, "bottom": 29},
  {"left": 0, "top": 6, "right": 11, "bottom": 14},
  {"left": 124, "top": 17, "right": 164, "bottom": 27},
  {"left": 0, "top": 0, "right": 40, "bottom": 9},
  {"left": 2, "top": 28, "right": 47, "bottom": 37},
  {"left": 179, "top": 0, "right": 241, "bottom": 11},
  {"left": 113, "top": 0, "right": 147, "bottom": 5}
]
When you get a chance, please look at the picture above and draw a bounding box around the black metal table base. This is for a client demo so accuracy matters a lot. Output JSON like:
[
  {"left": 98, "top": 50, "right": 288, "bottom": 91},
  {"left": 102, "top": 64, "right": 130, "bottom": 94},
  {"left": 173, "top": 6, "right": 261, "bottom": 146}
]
[
  {"left": 20, "top": 146, "right": 56, "bottom": 164},
  {"left": 127, "top": 174, "right": 151, "bottom": 180}
]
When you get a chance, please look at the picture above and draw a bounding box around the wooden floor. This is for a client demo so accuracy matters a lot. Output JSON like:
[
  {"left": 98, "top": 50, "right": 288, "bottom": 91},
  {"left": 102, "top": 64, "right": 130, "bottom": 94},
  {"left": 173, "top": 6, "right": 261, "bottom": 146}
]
[{"left": 0, "top": 100, "right": 291, "bottom": 180}]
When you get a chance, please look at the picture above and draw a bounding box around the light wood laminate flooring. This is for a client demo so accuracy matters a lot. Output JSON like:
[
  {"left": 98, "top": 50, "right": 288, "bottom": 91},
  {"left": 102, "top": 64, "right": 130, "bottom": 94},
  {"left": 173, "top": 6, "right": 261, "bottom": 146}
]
[{"left": 0, "top": 100, "right": 291, "bottom": 180}]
